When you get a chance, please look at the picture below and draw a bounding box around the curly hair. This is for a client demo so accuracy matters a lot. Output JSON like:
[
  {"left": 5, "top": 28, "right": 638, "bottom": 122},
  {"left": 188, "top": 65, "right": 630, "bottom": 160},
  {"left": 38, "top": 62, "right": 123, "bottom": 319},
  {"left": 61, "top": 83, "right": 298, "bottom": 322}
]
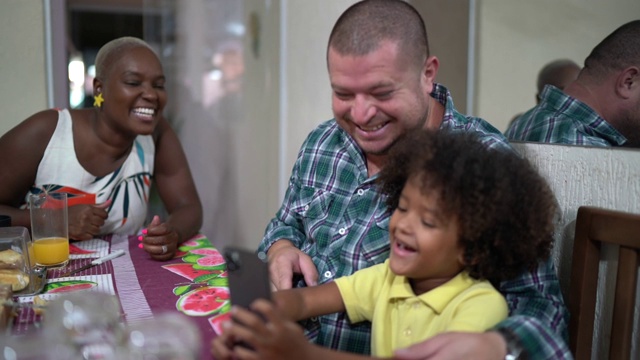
[{"left": 377, "top": 130, "right": 558, "bottom": 283}]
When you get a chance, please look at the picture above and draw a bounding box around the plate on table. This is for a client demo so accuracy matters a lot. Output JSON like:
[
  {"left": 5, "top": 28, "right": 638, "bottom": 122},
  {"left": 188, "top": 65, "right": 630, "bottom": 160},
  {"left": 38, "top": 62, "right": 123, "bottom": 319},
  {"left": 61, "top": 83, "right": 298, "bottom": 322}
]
[{"left": 14, "top": 267, "right": 46, "bottom": 297}]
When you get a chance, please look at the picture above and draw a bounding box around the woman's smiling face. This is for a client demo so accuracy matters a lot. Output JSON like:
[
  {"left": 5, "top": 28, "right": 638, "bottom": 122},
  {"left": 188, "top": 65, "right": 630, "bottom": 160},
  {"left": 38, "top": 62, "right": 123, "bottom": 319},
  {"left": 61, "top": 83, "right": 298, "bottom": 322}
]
[
  {"left": 96, "top": 46, "right": 167, "bottom": 136},
  {"left": 388, "top": 174, "right": 464, "bottom": 294}
]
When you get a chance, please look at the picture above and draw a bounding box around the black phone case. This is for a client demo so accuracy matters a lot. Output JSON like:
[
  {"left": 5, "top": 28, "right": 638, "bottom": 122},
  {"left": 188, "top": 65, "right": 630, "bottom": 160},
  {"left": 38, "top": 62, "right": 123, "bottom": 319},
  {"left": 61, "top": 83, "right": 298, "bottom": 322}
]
[{"left": 223, "top": 246, "right": 271, "bottom": 309}]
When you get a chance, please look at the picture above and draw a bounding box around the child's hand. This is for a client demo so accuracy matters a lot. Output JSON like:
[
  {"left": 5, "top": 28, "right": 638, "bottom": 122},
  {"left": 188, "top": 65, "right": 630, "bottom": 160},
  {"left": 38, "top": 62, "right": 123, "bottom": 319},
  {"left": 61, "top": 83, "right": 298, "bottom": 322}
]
[
  {"left": 211, "top": 320, "right": 242, "bottom": 360},
  {"left": 224, "top": 299, "right": 312, "bottom": 360}
]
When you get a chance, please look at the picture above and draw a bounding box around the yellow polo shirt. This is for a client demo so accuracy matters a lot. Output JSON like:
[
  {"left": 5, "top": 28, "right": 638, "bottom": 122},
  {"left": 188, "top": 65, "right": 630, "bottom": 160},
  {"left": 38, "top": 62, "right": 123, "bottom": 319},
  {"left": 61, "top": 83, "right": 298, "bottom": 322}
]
[{"left": 334, "top": 260, "right": 508, "bottom": 357}]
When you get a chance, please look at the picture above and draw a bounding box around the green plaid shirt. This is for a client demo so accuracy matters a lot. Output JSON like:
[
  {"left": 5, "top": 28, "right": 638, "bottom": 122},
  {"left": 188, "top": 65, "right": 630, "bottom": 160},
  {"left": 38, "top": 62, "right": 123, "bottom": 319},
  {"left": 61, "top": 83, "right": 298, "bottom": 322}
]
[
  {"left": 506, "top": 85, "right": 627, "bottom": 146},
  {"left": 259, "top": 84, "right": 571, "bottom": 359}
]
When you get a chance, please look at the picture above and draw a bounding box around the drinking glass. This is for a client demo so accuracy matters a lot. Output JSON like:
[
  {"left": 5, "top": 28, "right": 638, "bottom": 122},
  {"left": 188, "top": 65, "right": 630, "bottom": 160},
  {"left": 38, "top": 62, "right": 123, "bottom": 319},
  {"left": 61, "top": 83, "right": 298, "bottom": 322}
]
[
  {"left": 42, "top": 292, "right": 125, "bottom": 359},
  {"left": 124, "top": 313, "right": 201, "bottom": 359},
  {"left": 29, "top": 192, "right": 69, "bottom": 267}
]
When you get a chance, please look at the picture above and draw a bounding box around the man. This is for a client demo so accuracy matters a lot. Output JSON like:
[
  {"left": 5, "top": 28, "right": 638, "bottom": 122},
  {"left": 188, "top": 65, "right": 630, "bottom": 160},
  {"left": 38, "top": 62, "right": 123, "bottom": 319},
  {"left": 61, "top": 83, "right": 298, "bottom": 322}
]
[
  {"left": 506, "top": 20, "right": 640, "bottom": 147},
  {"left": 259, "top": 1, "right": 570, "bottom": 359},
  {"left": 535, "top": 59, "right": 581, "bottom": 102},
  {"left": 507, "top": 59, "right": 580, "bottom": 128}
]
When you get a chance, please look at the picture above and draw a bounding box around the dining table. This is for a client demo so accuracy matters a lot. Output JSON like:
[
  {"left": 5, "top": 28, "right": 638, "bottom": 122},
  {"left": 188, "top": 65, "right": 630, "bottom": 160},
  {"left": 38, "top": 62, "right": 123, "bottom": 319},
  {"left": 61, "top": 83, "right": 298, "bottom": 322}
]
[{"left": 8, "top": 233, "right": 230, "bottom": 360}]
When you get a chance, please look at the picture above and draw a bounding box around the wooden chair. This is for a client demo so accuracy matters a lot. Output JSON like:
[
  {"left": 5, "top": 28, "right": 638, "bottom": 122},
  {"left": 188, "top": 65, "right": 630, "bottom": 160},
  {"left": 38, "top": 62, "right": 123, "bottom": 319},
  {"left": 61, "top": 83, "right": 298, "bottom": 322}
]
[{"left": 569, "top": 206, "right": 640, "bottom": 360}]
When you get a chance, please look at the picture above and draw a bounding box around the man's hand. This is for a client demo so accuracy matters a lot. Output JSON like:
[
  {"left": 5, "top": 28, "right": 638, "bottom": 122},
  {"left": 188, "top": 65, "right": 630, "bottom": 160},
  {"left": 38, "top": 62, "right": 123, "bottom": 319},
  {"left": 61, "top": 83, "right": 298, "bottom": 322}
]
[
  {"left": 393, "top": 331, "right": 507, "bottom": 360},
  {"left": 67, "top": 201, "right": 110, "bottom": 240},
  {"left": 267, "top": 240, "right": 318, "bottom": 290}
]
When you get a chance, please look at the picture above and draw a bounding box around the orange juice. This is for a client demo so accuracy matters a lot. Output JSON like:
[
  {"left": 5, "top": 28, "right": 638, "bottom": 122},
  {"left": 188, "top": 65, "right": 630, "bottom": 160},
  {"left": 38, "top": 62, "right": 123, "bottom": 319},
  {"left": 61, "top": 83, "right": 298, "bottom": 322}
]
[{"left": 33, "top": 237, "right": 69, "bottom": 266}]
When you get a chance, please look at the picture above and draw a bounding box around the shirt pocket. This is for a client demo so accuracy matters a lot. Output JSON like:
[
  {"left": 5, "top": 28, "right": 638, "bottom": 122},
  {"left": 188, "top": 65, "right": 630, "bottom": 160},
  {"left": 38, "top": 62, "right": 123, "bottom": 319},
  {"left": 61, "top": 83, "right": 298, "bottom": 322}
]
[
  {"left": 360, "top": 209, "right": 391, "bottom": 266},
  {"left": 294, "top": 187, "right": 335, "bottom": 250}
]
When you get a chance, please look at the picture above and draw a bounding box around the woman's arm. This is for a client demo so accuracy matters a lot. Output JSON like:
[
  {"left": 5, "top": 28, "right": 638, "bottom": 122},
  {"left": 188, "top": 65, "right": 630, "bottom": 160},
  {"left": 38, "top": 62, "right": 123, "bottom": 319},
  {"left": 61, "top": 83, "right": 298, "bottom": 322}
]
[
  {"left": 0, "top": 110, "right": 58, "bottom": 227},
  {"left": 151, "top": 117, "right": 203, "bottom": 243}
]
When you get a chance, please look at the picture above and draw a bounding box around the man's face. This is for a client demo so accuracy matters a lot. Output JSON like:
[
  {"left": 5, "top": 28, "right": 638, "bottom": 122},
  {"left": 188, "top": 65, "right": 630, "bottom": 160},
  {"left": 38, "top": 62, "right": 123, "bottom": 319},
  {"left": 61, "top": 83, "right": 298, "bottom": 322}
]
[
  {"left": 611, "top": 67, "right": 640, "bottom": 147},
  {"left": 619, "top": 92, "right": 640, "bottom": 146},
  {"left": 328, "top": 41, "right": 435, "bottom": 159}
]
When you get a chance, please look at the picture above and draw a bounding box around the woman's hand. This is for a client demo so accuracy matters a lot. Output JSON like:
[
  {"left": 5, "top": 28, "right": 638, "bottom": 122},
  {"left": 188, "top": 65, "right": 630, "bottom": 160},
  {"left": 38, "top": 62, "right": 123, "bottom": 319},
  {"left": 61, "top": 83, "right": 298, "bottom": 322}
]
[
  {"left": 139, "top": 215, "right": 180, "bottom": 261},
  {"left": 67, "top": 201, "right": 110, "bottom": 240}
]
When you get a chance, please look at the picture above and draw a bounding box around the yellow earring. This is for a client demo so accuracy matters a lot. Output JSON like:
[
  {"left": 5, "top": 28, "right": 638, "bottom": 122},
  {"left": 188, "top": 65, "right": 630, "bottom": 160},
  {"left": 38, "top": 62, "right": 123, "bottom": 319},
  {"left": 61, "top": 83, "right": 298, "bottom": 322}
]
[{"left": 93, "top": 93, "right": 104, "bottom": 108}]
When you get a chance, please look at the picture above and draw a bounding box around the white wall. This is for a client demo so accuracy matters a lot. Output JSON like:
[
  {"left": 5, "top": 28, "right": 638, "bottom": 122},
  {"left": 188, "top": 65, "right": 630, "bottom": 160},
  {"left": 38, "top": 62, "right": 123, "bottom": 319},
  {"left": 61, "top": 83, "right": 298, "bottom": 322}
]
[
  {"left": 280, "top": 0, "right": 354, "bottom": 193},
  {"left": 475, "top": 0, "right": 640, "bottom": 131},
  {"left": 513, "top": 142, "right": 640, "bottom": 360},
  {"left": 0, "top": 1, "right": 48, "bottom": 136}
]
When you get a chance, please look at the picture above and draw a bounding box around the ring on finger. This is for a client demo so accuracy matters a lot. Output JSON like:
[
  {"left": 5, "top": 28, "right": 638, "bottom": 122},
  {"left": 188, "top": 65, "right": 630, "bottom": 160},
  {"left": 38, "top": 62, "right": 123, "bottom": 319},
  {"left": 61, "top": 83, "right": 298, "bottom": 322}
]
[{"left": 161, "top": 245, "right": 168, "bottom": 255}]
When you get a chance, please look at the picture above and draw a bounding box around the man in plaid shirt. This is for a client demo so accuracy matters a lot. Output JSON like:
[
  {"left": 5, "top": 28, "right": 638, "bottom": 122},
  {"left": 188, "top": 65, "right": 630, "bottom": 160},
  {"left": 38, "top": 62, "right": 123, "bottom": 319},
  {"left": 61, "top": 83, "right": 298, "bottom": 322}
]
[
  {"left": 506, "top": 20, "right": 640, "bottom": 147},
  {"left": 259, "top": 1, "right": 571, "bottom": 359}
]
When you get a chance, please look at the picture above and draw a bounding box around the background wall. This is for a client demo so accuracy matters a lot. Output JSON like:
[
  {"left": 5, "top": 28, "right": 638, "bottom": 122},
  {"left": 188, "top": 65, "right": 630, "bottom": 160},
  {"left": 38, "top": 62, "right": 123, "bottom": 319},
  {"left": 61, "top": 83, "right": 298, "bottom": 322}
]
[
  {"left": 475, "top": 0, "right": 640, "bottom": 131},
  {"left": 513, "top": 142, "right": 640, "bottom": 360},
  {"left": 0, "top": 1, "right": 48, "bottom": 136},
  {"left": 411, "top": 0, "right": 470, "bottom": 115},
  {"left": 279, "top": 0, "right": 354, "bottom": 189}
]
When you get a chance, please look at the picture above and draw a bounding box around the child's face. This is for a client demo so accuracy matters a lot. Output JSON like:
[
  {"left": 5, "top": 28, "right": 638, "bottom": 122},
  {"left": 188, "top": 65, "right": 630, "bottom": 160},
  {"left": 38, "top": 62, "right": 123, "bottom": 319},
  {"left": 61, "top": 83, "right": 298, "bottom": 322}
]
[{"left": 388, "top": 175, "right": 464, "bottom": 294}]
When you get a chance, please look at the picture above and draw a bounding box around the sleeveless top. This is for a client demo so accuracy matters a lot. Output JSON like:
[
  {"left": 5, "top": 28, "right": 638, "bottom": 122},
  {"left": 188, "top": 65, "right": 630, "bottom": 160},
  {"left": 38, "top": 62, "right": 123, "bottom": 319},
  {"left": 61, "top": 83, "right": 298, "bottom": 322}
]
[{"left": 24, "top": 109, "right": 155, "bottom": 235}]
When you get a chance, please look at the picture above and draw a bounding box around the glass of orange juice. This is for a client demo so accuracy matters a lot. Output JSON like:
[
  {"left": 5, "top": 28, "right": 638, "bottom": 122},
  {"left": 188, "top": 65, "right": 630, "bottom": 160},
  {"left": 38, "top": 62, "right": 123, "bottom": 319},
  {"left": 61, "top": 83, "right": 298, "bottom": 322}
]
[{"left": 29, "top": 192, "right": 69, "bottom": 268}]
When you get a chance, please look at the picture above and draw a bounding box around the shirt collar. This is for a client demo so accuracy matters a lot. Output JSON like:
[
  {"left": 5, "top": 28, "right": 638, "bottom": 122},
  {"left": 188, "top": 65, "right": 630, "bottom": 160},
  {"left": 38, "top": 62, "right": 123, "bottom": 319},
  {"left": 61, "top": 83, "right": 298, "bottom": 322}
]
[
  {"left": 388, "top": 271, "right": 476, "bottom": 314},
  {"left": 430, "top": 83, "right": 456, "bottom": 124},
  {"left": 541, "top": 85, "right": 627, "bottom": 146}
]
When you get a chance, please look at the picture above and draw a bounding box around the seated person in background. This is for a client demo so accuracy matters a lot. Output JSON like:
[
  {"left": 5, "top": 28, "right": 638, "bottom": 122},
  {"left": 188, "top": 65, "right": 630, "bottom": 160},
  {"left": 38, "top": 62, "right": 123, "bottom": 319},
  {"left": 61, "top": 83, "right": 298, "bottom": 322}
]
[
  {"left": 0, "top": 37, "right": 202, "bottom": 261},
  {"left": 534, "top": 59, "right": 581, "bottom": 102},
  {"left": 506, "top": 20, "right": 640, "bottom": 147},
  {"left": 258, "top": 0, "right": 570, "bottom": 359},
  {"left": 212, "top": 129, "right": 558, "bottom": 359},
  {"left": 508, "top": 59, "right": 581, "bottom": 126}
]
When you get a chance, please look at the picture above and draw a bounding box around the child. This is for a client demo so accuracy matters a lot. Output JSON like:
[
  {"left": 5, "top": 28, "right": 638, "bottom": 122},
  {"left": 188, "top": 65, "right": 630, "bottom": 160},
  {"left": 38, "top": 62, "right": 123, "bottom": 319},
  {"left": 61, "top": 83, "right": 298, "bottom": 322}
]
[{"left": 212, "top": 130, "right": 558, "bottom": 359}]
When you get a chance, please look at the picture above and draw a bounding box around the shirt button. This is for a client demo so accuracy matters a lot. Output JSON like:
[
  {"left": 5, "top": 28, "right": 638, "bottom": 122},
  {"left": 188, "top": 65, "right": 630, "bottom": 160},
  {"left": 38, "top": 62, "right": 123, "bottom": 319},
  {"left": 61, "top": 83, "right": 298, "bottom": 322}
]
[
  {"left": 324, "top": 271, "right": 332, "bottom": 278},
  {"left": 357, "top": 189, "right": 365, "bottom": 196},
  {"left": 310, "top": 317, "right": 318, "bottom": 322},
  {"left": 403, "top": 327, "right": 412, "bottom": 336},
  {"left": 304, "top": 205, "right": 310, "bottom": 211},
  {"left": 338, "top": 228, "right": 346, "bottom": 235},
  {"left": 412, "top": 303, "right": 420, "bottom": 309}
]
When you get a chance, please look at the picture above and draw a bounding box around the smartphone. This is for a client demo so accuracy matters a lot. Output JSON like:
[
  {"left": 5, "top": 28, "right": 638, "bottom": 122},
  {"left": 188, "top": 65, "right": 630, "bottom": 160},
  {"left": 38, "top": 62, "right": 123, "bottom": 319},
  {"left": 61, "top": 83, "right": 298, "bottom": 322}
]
[{"left": 223, "top": 246, "right": 272, "bottom": 309}]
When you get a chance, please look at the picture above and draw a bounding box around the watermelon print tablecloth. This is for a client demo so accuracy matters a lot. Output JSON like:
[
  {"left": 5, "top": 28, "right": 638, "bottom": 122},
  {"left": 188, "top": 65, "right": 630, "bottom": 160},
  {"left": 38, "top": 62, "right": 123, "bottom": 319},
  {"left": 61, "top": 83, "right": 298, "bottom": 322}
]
[{"left": 11, "top": 233, "right": 230, "bottom": 360}]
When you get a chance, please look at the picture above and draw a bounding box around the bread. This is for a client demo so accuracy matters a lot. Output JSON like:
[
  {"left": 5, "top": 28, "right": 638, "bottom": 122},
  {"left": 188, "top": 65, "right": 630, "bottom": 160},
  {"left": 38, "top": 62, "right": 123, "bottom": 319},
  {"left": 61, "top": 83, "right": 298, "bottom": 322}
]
[
  {"left": 0, "top": 249, "right": 24, "bottom": 269},
  {"left": 33, "top": 295, "right": 48, "bottom": 316},
  {"left": 0, "top": 269, "right": 29, "bottom": 291}
]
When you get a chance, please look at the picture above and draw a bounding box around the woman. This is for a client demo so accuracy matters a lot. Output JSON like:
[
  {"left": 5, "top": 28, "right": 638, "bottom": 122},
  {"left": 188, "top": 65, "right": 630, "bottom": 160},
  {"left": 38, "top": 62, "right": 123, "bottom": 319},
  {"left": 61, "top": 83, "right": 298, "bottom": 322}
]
[{"left": 0, "top": 37, "right": 202, "bottom": 261}]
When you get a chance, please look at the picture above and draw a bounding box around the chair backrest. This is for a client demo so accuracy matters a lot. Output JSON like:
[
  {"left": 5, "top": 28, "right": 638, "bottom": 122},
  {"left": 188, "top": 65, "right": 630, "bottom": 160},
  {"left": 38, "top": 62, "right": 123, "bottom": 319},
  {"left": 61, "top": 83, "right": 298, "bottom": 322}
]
[{"left": 569, "top": 206, "right": 640, "bottom": 360}]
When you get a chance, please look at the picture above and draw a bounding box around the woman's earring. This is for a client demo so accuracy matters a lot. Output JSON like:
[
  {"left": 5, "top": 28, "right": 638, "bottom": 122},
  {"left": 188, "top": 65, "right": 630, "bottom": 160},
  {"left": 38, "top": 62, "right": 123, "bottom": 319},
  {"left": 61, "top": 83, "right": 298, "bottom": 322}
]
[{"left": 93, "top": 93, "right": 104, "bottom": 108}]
